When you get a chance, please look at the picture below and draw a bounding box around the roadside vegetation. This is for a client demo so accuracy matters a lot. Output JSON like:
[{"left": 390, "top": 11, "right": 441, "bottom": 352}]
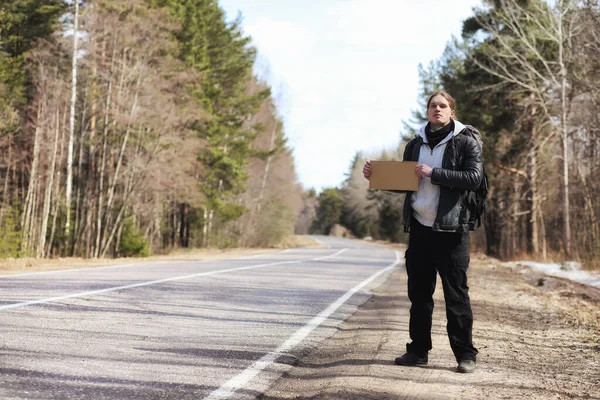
[
  {"left": 0, "top": 0, "right": 303, "bottom": 260},
  {"left": 308, "top": 0, "right": 600, "bottom": 270},
  {"left": 1, "top": 1, "right": 599, "bottom": 272}
]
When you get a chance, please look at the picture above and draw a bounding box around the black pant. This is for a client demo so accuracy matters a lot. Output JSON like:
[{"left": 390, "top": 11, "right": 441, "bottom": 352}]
[{"left": 405, "top": 217, "right": 478, "bottom": 362}]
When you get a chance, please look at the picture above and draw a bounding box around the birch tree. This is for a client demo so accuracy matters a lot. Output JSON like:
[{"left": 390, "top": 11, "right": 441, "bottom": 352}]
[
  {"left": 467, "top": 0, "right": 582, "bottom": 256},
  {"left": 65, "top": 0, "right": 79, "bottom": 246}
]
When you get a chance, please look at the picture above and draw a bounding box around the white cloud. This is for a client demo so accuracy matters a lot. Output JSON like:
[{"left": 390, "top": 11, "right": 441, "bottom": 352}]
[
  {"left": 325, "top": 0, "right": 477, "bottom": 48},
  {"left": 238, "top": 0, "right": 482, "bottom": 191}
]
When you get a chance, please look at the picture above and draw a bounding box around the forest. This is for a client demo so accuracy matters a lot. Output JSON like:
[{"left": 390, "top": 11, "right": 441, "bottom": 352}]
[
  {"left": 1, "top": 0, "right": 599, "bottom": 270},
  {"left": 0, "top": 0, "right": 303, "bottom": 258},
  {"left": 308, "top": 0, "right": 600, "bottom": 268}
]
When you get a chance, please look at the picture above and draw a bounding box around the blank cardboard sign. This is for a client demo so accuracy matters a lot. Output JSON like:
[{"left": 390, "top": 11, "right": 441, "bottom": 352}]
[{"left": 368, "top": 161, "right": 419, "bottom": 191}]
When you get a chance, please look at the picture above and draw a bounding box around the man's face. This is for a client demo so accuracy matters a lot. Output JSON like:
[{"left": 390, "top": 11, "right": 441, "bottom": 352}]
[{"left": 427, "top": 95, "right": 455, "bottom": 127}]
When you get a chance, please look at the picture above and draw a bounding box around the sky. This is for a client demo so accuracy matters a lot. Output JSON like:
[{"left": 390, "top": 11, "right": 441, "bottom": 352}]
[{"left": 219, "top": 0, "right": 483, "bottom": 192}]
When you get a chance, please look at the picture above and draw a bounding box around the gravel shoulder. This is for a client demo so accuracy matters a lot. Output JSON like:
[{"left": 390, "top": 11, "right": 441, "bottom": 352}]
[{"left": 260, "top": 252, "right": 600, "bottom": 400}]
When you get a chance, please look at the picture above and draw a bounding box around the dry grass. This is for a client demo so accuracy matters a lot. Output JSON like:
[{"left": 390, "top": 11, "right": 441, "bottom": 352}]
[
  {"left": 273, "top": 235, "right": 323, "bottom": 249},
  {"left": 0, "top": 235, "right": 321, "bottom": 276}
]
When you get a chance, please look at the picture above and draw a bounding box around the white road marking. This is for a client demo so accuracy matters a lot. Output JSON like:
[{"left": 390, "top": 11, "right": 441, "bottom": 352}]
[
  {"left": 313, "top": 248, "right": 347, "bottom": 260},
  {"left": 0, "top": 251, "right": 291, "bottom": 279},
  {"left": 232, "top": 251, "right": 282, "bottom": 260},
  {"left": 205, "top": 250, "right": 401, "bottom": 400},
  {"left": 0, "top": 249, "right": 350, "bottom": 311},
  {"left": 0, "top": 262, "right": 143, "bottom": 279}
]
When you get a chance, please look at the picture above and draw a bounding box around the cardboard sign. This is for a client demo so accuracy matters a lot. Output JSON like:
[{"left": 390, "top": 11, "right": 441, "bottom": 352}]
[{"left": 368, "top": 161, "right": 419, "bottom": 191}]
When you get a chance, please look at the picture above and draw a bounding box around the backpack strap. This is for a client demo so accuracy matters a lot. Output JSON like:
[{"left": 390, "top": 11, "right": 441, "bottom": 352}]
[
  {"left": 404, "top": 136, "right": 422, "bottom": 162},
  {"left": 462, "top": 125, "right": 484, "bottom": 151},
  {"left": 459, "top": 125, "right": 488, "bottom": 230}
]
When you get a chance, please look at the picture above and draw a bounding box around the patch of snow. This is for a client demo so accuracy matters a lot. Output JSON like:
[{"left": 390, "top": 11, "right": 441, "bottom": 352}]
[{"left": 511, "top": 261, "right": 600, "bottom": 289}]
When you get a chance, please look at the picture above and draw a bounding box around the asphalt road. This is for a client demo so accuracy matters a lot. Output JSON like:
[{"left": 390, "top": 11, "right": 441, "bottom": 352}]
[{"left": 0, "top": 236, "right": 401, "bottom": 400}]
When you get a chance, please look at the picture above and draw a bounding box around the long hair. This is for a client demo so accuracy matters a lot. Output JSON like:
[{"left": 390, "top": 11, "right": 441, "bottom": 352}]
[{"left": 426, "top": 90, "right": 456, "bottom": 113}]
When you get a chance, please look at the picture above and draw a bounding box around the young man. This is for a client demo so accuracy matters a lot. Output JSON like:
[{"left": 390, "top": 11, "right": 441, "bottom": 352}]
[{"left": 363, "top": 91, "right": 484, "bottom": 373}]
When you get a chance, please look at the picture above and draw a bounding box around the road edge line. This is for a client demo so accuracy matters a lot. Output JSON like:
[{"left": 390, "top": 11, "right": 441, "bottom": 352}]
[
  {"left": 204, "top": 250, "right": 401, "bottom": 400},
  {"left": 0, "top": 249, "right": 351, "bottom": 311}
]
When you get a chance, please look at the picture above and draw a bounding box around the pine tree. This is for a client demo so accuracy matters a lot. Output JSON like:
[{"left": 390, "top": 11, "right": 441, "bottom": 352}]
[
  {"left": 0, "top": 0, "right": 66, "bottom": 107},
  {"left": 158, "top": 0, "right": 269, "bottom": 246},
  {"left": 310, "top": 188, "right": 344, "bottom": 235}
]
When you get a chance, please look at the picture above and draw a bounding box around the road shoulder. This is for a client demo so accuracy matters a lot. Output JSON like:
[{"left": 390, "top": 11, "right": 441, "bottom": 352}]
[
  {"left": 0, "top": 235, "right": 322, "bottom": 275},
  {"left": 260, "top": 254, "right": 600, "bottom": 400}
]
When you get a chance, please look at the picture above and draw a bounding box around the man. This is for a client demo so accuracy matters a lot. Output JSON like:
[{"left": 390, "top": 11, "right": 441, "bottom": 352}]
[{"left": 363, "top": 90, "right": 484, "bottom": 373}]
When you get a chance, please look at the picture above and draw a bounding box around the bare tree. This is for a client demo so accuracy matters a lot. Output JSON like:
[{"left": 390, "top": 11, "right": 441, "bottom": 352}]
[
  {"left": 65, "top": 0, "right": 79, "bottom": 246},
  {"left": 469, "top": 0, "right": 582, "bottom": 256}
]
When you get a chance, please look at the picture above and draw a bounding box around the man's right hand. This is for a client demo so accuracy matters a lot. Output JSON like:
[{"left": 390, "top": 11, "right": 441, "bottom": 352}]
[{"left": 363, "top": 160, "right": 372, "bottom": 180}]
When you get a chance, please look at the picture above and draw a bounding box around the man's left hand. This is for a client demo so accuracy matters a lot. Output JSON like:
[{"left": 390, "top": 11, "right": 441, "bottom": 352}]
[{"left": 415, "top": 164, "right": 433, "bottom": 180}]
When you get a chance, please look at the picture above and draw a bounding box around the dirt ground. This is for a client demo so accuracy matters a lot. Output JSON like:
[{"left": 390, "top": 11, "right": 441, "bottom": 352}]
[
  {"left": 260, "top": 252, "right": 600, "bottom": 400},
  {"left": 0, "top": 235, "right": 322, "bottom": 275}
]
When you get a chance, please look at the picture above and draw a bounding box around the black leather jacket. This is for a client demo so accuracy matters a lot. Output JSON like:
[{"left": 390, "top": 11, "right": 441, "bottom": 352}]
[{"left": 402, "top": 129, "right": 484, "bottom": 233}]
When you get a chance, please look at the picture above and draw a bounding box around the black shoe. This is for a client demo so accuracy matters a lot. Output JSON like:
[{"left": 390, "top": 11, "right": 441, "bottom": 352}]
[
  {"left": 394, "top": 352, "right": 428, "bottom": 366},
  {"left": 457, "top": 359, "right": 476, "bottom": 373}
]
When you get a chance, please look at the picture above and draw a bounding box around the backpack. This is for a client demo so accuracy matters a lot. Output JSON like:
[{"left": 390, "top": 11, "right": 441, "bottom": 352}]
[{"left": 461, "top": 125, "right": 489, "bottom": 230}]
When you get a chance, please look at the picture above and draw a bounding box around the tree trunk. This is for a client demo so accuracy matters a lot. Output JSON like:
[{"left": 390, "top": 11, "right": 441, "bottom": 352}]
[
  {"left": 207, "top": 209, "right": 214, "bottom": 247},
  {"left": 529, "top": 129, "right": 539, "bottom": 256},
  {"left": 21, "top": 102, "right": 43, "bottom": 251},
  {"left": 115, "top": 217, "right": 125, "bottom": 257},
  {"left": 512, "top": 179, "right": 519, "bottom": 257},
  {"left": 104, "top": 75, "right": 141, "bottom": 226},
  {"left": 539, "top": 205, "right": 548, "bottom": 261},
  {"left": 73, "top": 84, "right": 88, "bottom": 256},
  {"left": 94, "top": 40, "right": 117, "bottom": 258},
  {"left": 100, "top": 165, "right": 135, "bottom": 258},
  {"left": 558, "top": 1, "right": 572, "bottom": 258},
  {"left": 576, "top": 162, "right": 598, "bottom": 250},
  {"left": 38, "top": 109, "right": 61, "bottom": 257},
  {"left": 46, "top": 108, "right": 67, "bottom": 257},
  {"left": 171, "top": 201, "right": 177, "bottom": 247},
  {"left": 257, "top": 126, "right": 278, "bottom": 215},
  {"left": 1, "top": 134, "right": 12, "bottom": 222},
  {"left": 85, "top": 196, "right": 94, "bottom": 258},
  {"left": 179, "top": 203, "right": 188, "bottom": 248},
  {"left": 154, "top": 199, "right": 162, "bottom": 250},
  {"left": 84, "top": 35, "right": 100, "bottom": 258},
  {"left": 202, "top": 208, "right": 208, "bottom": 247},
  {"left": 65, "top": 0, "right": 79, "bottom": 244},
  {"left": 100, "top": 201, "right": 127, "bottom": 258}
]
